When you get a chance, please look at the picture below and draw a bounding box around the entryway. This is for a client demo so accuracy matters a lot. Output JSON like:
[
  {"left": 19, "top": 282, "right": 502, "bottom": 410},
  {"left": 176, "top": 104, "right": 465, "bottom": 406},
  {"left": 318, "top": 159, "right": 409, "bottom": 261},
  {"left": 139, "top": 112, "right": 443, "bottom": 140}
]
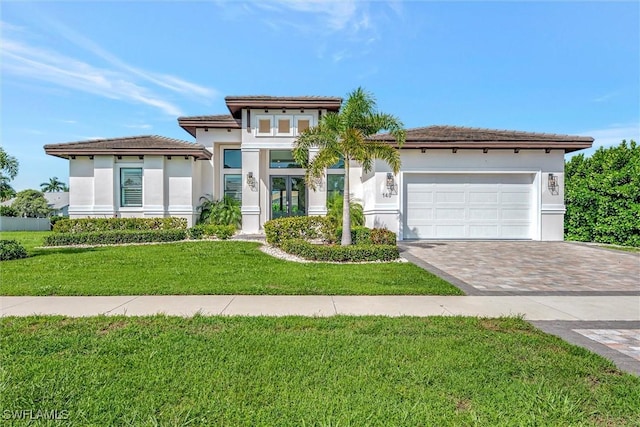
[{"left": 270, "top": 176, "right": 306, "bottom": 219}]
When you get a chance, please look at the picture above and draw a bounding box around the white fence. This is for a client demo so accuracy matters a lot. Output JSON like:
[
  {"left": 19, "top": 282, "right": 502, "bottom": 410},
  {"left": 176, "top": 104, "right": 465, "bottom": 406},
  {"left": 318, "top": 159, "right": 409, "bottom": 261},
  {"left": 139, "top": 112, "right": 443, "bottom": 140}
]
[{"left": 0, "top": 217, "right": 51, "bottom": 231}]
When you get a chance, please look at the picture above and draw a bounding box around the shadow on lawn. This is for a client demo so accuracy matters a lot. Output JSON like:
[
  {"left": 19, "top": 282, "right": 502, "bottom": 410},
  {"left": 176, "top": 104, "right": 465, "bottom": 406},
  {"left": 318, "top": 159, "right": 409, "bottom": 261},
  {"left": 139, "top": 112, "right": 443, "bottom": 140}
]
[{"left": 30, "top": 247, "right": 102, "bottom": 258}]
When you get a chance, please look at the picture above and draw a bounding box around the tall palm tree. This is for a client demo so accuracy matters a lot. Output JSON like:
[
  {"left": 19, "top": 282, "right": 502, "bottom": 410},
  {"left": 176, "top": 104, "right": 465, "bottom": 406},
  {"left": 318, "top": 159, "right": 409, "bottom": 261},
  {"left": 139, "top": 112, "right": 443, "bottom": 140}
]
[
  {"left": 40, "top": 177, "right": 69, "bottom": 192},
  {"left": 293, "top": 87, "right": 405, "bottom": 245},
  {"left": 0, "top": 147, "right": 19, "bottom": 201}
]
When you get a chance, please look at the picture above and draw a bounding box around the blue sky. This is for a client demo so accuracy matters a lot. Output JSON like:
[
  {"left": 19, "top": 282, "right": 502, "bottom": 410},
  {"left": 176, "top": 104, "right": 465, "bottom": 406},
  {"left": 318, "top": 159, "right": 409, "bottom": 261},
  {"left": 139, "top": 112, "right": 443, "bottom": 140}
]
[{"left": 2, "top": 0, "right": 638, "bottom": 191}]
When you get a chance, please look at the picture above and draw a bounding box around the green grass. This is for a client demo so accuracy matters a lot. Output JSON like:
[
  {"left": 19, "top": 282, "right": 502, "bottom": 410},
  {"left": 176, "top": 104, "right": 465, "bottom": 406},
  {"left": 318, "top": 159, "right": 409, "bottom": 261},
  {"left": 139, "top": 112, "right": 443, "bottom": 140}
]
[
  {"left": 0, "top": 232, "right": 460, "bottom": 296},
  {"left": 0, "top": 231, "right": 51, "bottom": 252},
  {"left": 1, "top": 316, "right": 638, "bottom": 426}
]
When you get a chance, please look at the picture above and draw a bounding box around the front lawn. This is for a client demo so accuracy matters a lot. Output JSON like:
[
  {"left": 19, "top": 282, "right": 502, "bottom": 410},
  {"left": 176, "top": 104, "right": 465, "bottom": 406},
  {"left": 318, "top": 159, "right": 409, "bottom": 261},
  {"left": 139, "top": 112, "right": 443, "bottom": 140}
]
[
  {"left": 0, "top": 235, "right": 460, "bottom": 295},
  {"left": 1, "top": 316, "right": 638, "bottom": 426}
]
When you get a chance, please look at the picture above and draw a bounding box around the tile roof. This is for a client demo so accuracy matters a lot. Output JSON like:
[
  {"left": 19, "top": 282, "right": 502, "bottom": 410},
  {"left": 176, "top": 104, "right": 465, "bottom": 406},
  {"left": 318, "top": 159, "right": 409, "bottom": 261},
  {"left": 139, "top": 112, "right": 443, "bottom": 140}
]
[
  {"left": 44, "top": 135, "right": 212, "bottom": 159},
  {"left": 177, "top": 114, "right": 241, "bottom": 137},
  {"left": 224, "top": 95, "right": 342, "bottom": 117},
  {"left": 374, "top": 125, "right": 594, "bottom": 153}
]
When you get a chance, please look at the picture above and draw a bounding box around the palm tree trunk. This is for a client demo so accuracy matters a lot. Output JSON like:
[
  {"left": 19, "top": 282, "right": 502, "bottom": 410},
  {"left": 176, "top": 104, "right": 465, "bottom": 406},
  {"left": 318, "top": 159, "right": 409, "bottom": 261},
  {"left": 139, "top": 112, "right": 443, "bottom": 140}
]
[{"left": 341, "top": 159, "right": 352, "bottom": 246}]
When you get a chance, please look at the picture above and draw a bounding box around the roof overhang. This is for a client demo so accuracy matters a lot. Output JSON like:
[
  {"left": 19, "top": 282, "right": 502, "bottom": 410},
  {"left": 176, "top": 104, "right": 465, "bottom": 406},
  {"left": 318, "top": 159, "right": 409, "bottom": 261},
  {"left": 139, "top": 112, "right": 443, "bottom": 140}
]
[
  {"left": 374, "top": 126, "right": 594, "bottom": 153},
  {"left": 177, "top": 116, "right": 241, "bottom": 137},
  {"left": 45, "top": 147, "right": 212, "bottom": 160},
  {"left": 224, "top": 96, "right": 342, "bottom": 117}
]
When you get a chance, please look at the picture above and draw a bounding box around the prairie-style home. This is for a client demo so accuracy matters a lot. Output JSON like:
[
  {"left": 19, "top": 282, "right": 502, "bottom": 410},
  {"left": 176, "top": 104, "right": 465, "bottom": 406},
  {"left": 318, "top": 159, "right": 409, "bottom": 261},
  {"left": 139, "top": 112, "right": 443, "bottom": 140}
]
[{"left": 44, "top": 95, "right": 593, "bottom": 240}]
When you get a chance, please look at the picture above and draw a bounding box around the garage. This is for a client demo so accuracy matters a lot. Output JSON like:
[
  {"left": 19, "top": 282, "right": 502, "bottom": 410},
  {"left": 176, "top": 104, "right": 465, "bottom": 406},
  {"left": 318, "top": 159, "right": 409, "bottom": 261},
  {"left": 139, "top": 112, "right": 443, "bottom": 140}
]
[{"left": 403, "top": 173, "right": 536, "bottom": 240}]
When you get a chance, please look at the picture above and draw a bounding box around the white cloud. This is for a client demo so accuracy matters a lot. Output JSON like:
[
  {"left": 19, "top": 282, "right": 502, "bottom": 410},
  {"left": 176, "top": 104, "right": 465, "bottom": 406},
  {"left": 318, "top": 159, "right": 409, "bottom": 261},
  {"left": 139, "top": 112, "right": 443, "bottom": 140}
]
[
  {"left": 0, "top": 18, "right": 217, "bottom": 116},
  {"left": 567, "top": 123, "right": 640, "bottom": 158},
  {"left": 125, "top": 124, "right": 153, "bottom": 130}
]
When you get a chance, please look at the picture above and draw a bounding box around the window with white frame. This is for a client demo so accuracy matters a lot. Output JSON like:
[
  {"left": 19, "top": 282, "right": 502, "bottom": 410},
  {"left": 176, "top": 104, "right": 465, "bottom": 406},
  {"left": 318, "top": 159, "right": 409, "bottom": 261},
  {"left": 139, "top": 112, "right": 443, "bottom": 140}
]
[
  {"left": 256, "top": 115, "right": 273, "bottom": 135},
  {"left": 295, "top": 116, "right": 313, "bottom": 135},
  {"left": 276, "top": 115, "right": 293, "bottom": 136},
  {"left": 120, "top": 168, "right": 143, "bottom": 207}
]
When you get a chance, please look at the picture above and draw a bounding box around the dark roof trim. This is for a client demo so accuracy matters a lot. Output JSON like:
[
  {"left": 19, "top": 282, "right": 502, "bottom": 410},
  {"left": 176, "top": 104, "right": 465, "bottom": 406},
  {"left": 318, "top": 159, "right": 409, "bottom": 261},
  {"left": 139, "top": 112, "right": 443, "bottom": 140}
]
[
  {"left": 374, "top": 126, "right": 594, "bottom": 153},
  {"left": 224, "top": 95, "right": 342, "bottom": 117},
  {"left": 44, "top": 135, "right": 212, "bottom": 160},
  {"left": 177, "top": 115, "right": 241, "bottom": 137}
]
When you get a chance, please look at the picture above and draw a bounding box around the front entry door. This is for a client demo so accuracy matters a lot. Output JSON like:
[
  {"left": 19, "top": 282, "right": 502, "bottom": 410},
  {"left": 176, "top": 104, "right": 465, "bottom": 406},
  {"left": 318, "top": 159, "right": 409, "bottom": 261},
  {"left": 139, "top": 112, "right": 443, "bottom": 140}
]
[{"left": 270, "top": 176, "right": 306, "bottom": 219}]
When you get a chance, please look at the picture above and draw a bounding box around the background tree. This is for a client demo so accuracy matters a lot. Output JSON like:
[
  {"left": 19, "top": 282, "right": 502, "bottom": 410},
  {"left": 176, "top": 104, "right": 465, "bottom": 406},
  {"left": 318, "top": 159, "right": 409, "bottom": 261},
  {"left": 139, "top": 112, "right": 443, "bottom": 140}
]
[
  {"left": 0, "top": 147, "right": 19, "bottom": 201},
  {"left": 565, "top": 140, "right": 639, "bottom": 247},
  {"left": 40, "top": 176, "right": 69, "bottom": 192},
  {"left": 11, "top": 190, "right": 51, "bottom": 218},
  {"left": 293, "top": 87, "right": 405, "bottom": 245}
]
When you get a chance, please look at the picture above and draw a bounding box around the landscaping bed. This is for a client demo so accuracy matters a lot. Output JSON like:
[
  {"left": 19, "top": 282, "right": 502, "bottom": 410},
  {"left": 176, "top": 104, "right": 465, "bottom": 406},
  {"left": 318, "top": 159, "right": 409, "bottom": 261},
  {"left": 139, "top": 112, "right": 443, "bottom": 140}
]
[{"left": 1, "top": 315, "right": 638, "bottom": 425}]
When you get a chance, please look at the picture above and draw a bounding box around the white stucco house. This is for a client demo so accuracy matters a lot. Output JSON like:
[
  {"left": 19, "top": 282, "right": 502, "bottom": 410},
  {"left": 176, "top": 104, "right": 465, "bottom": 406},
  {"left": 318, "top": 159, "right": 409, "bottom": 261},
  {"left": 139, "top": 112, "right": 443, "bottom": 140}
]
[{"left": 44, "top": 95, "right": 593, "bottom": 240}]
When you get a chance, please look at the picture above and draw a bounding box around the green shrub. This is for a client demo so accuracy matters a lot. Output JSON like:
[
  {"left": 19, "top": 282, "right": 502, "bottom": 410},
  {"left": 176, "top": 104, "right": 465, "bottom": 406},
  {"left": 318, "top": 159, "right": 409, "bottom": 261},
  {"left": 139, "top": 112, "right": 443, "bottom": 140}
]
[
  {"left": 370, "top": 228, "right": 397, "bottom": 245},
  {"left": 264, "top": 216, "right": 334, "bottom": 246},
  {"left": 188, "top": 225, "right": 205, "bottom": 240},
  {"left": 53, "top": 217, "right": 187, "bottom": 233},
  {"left": 0, "top": 206, "right": 18, "bottom": 217},
  {"left": 0, "top": 239, "right": 28, "bottom": 261},
  {"left": 203, "top": 224, "right": 236, "bottom": 240},
  {"left": 565, "top": 140, "right": 640, "bottom": 247},
  {"left": 49, "top": 215, "right": 67, "bottom": 226},
  {"left": 336, "top": 227, "right": 397, "bottom": 245},
  {"left": 197, "top": 195, "right": 242, "bottom": 228},
  {"left": 44, "top": 229, "right": 187, "bottom": 246},
  {"left": 280, "top": 239, "right": 399, "bottom": 262}
]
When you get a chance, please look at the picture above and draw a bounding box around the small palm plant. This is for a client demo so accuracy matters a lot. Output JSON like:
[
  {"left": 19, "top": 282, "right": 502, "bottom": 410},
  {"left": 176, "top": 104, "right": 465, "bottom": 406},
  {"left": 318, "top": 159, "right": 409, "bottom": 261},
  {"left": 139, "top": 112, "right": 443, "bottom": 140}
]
[
  {"left": 326, "top": 194, "right": 364, "bottom": 230},
  {"left": 196, "top": 195, "right": 241, "bottom": 228}
]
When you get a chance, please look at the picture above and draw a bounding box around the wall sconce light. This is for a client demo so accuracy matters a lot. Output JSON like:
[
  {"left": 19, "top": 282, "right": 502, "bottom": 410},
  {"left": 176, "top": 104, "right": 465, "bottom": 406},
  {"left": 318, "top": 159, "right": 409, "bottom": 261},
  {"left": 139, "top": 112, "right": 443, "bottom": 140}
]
[
  {"left": 545, "top": 148, "right": 552, "bottom": 153},
  {"left": 452, "top": 147, "right": 458, "bottom": 153},
  {"left": 548, "top": 173, "right": 559, "bottom": 195},
  {"left": 514, "top": 148, "right": 520, "bottom": 153},
  {"left": 385, "top": 172, "right": 398, "bottom": 196},
  {"left": 482, "top": 148, "right": 489, "bottom": 154},
  {"left": 421, "top": 148, "right": 427, "bottom": 154},
  {"left": 246, "top": 172, "right": 256, "bottom": 187},
  {"left": 204, "top": 127, "right": 209, "bottom": 132}
]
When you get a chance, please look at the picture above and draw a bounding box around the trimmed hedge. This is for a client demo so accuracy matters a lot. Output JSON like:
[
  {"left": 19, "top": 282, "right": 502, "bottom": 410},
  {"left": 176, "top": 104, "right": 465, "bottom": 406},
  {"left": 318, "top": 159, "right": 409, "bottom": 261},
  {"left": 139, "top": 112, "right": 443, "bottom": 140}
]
[
  {"left": 0, "top": 240, "right": 28, "bottom": 261},
  {"left": 280, "top": 239, "right": 399, "bottom": 262},
  {"left": 53, "top": 217, "right": 187, "bottom": 233},
  {"left": 44, "top": 229, "right": 187, "bottom": 246},
  {"left": 336, "top": 227, "right": 397, "bottom": 245},
  {"left": 264, "top": 216, "right": 334, "bottom": 246},
  {"left": 188, "top": 224, "right": 236, "bottom": 240}
]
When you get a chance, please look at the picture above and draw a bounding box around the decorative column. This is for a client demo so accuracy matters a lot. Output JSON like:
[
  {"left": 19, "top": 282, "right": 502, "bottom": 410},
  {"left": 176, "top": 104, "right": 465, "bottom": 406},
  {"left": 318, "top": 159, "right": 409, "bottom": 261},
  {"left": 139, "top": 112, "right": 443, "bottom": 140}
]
[
  {"left": 307, "top": 148, "right": 327, "bottom": 216},
  {"left": 241, "top": 147, "right": 261, "bottom": 233}
]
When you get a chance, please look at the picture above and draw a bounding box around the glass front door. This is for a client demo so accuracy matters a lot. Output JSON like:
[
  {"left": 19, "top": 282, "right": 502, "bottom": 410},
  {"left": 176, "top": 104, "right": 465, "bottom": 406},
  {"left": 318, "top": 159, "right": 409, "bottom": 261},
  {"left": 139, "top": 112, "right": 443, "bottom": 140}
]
[{"left": 270, "top": 176, "right": 306, "bottom": 219}]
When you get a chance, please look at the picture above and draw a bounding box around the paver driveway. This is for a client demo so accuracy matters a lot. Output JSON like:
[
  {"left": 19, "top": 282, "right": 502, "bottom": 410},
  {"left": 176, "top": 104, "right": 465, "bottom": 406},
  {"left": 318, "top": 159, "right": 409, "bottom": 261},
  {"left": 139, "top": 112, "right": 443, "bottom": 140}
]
[{"left": 400, "top": 241, "right": 640, "bottom": 295}]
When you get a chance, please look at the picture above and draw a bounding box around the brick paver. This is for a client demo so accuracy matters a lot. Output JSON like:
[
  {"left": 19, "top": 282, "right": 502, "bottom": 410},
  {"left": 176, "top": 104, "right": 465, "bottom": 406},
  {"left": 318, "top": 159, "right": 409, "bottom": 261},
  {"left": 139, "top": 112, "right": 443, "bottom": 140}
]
[
  {"left": 573, "top": 329, "right": 640, "bottom": 361},
  {"left": 401, "top": 241, "right": 639, "bottom": 294}
]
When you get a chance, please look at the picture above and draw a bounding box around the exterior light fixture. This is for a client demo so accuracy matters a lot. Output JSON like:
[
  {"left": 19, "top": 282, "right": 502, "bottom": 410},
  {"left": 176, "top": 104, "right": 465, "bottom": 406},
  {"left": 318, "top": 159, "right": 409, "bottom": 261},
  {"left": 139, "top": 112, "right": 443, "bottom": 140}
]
[
  {"left": 246, "top": 172, "right": 256, "bottom": 187},
  {"left": 548, "top": 173, "right": 559, "bottom": 195},
  {"left": 421, "top": 148, "right": 427, "bottom": 154},
  {"left": 385, "top": 172, "right": 397, "bottom": 196}
]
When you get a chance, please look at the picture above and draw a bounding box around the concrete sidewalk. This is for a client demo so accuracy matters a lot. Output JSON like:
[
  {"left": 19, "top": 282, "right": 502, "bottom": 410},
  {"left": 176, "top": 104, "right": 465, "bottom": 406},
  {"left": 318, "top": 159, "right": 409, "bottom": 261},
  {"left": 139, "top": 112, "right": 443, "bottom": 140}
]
[
  {"left": 2, "top": 295, "right": 638, "bottom": 319},
  {"left": 2, "top": 295, "right": 639, "bottom": 375}
]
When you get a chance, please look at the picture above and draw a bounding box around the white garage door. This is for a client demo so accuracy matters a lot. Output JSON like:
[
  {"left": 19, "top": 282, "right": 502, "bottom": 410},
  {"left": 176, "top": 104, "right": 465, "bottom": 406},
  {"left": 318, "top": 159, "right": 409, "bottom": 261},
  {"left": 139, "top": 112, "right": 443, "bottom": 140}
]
[{"left": 403, "top": 173, "right": 535, "bottom": 239}]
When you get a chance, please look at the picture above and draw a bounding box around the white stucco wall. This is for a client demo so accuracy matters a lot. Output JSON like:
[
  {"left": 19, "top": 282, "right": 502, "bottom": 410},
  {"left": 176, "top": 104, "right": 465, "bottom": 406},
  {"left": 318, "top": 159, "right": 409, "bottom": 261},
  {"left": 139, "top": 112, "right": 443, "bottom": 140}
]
[
  {"left": 361, "top": 148, "right": 566, "bottom": 240},
  {"left": 68, "top": 157, "right": 94, "bottom": 217}
]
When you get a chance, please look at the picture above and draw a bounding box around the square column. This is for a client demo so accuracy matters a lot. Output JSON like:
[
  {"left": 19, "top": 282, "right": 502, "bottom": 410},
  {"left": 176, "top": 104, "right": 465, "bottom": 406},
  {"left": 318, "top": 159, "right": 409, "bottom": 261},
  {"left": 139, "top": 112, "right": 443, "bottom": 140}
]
[
  {"left": 93, "top": 155, "right": 115, "bottom": 216},
  {"left": 143, "top": 156, "right": 165, "bottom": 217},
  {"left": 307, "top": 148, "right": 327, "bottom": 216},
  {"left": 241, "top": 148, "right": 261, "bottom": 233}
]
